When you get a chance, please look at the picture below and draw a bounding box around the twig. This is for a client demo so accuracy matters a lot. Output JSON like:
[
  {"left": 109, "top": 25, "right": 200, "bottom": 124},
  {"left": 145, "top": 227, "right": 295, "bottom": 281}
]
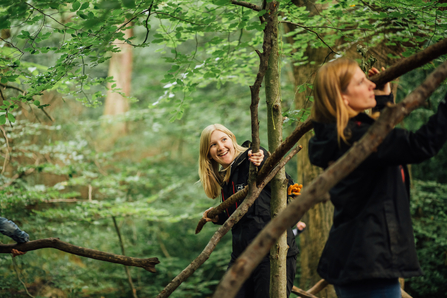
[
  {"left": 0, "top": 83, "right": 26, "bottom": 94},
  {"left": 26, "top": 3, "right": 75, "bottom": 29},
  {"left": 12, "top": 256, "right": 35, "bottom": 298},
  {"left": 281, "top": 21, "right": 338, "bottom": 54},
  {"left": 0, "top": 37, "right": 24, "bottom": 54},
  {"left": 113, "top": 217, "right": 138, "bottom": 298},
  {"left": 140, "top": 2, "right": 154, "bottom": 45}
]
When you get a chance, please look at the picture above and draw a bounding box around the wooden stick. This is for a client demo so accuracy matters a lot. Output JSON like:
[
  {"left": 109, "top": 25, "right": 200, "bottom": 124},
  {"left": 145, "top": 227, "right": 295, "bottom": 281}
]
[{"left": 0, "top": 238, "right": 160, "bottom": 273}]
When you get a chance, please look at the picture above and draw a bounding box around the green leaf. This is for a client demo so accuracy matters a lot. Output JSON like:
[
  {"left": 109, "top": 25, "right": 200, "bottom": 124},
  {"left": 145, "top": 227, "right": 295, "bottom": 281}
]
[
  {"left": 72, "top": 1, "right": 81, "bottom": 10},
  {"left": 257, "top": 10, "right": 267, "bottom": 17},
  {"left": 80, "top": 2, "right": 90, "bottom": 10},
  {"left": 33, "top": 100, "right": 41, "bottom": 106},
  {"left": 7, "top": 113, "right": 15, "bottom": 123},
  {"left": 122, "top": 0, "right": 136, "bottom": 9},
  {"left": 0, "top": 16, "right": 11, "bottom": 30},
  {"left": 0, "top": 115, "right": 6, "bottom": 125}
]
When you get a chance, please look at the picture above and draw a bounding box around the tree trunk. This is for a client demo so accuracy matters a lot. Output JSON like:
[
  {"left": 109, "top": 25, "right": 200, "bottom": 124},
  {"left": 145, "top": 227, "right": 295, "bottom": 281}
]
[
  {"left": 103, "top": 24, "right": 133, "bottom": 137},
  {"left": 266, "top": 3, "right": 288, "bottom": 297}
]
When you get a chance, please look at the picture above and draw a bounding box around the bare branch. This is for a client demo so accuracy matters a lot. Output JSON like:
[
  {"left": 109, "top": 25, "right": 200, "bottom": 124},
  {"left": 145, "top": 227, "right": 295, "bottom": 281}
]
[
  {"left": 0, "top": 83, "right": 26, "bottom": 94},
  {"left": 140, "top": 2, "right": 154, "bottom": 45},
  {"left": 369, "top": 37, "right": 447, "bottom": 86},
  {"left": 0, "top": 37, "right": 24, "bottom": 54},
  {"left": 0, "top": 238, "right": 160, "bottom": 273},
  {"left": 281, "top": 21, "right": 338, "bottom": 54}
]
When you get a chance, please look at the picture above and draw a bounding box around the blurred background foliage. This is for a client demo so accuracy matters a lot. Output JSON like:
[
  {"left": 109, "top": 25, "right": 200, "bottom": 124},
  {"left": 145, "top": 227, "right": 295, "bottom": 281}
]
[{"left": 0, "top": 0, "right": 446, "bottom": 297}]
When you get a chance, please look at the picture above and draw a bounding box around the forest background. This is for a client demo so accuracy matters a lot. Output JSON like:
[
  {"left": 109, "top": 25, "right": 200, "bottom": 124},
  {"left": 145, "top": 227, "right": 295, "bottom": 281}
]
[{"left": 0, "top": 0, "right": 447, "bottom": 297}]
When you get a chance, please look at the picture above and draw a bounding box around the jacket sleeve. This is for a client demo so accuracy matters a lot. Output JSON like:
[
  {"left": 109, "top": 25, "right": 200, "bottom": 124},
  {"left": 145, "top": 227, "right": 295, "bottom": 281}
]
[
  {"left": 358, "top": 97, "right": 447, "bottom": 167},
  {"left": 0, "top": 217, "right": 29, "bottom": 243},
  {"left": 372, "top": 93, "right": 394, "bottom": 113}
]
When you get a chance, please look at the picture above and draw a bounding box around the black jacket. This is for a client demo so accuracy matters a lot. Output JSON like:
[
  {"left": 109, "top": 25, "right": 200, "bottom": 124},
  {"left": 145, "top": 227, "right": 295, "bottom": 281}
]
[
  {"left": 215, "top": 141, "right": 299, "bottom": 260},
  {"left": 308, "top": 94, "right": 447, "bottom": 285}
]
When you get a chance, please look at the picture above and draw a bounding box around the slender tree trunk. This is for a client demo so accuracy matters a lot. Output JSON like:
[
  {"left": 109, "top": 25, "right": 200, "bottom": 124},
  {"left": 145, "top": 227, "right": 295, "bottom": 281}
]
[
  {"left": 266, "top": 2, "right": 288, "bottom": 297},
  {"left": 103, "top": 24, "right": 133, "bottom": 137}
]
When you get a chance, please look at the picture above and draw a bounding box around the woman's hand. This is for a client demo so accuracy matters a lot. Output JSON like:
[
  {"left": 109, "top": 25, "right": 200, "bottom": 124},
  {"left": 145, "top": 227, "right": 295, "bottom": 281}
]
[
  {"left": 248, "top": 150, "right": 264, "bottom": 167},
  {"left": 203, "top": 207, "right": 219, "bottom": 223},
  {"left": 368, "top": 67, "right": 391, "bottom": 96}
]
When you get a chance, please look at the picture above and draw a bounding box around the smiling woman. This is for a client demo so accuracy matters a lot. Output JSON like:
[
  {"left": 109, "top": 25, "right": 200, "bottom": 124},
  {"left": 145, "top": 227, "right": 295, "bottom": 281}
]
[{"left": 198, "top": 124, "right": 299, "bottom": 298}]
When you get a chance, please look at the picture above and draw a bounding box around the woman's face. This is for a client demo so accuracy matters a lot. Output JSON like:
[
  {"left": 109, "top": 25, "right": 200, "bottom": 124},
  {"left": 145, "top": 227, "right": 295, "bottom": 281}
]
[
  {"left": 209, "top": 130, "right": 235, "bottom": 168},
  {"left": 342, "top": 66, "right": 377, "bottom": 112}
]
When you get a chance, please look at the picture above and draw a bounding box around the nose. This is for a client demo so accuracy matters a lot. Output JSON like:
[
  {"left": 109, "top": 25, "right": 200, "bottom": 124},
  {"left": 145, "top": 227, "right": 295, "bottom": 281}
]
[{"left": 369, "top": 79, "right": 376, "bottom": 90}]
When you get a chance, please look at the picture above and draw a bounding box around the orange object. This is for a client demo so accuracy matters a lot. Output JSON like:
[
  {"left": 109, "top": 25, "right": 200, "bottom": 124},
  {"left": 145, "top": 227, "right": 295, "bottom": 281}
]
[{"left": 288, "top": 183, "right": 302, "bottom": 196}]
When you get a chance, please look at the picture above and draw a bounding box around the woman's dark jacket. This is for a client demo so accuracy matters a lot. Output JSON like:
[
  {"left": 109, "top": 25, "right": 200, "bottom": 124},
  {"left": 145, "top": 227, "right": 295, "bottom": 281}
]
[
  {"left": 308, "top": 94, "right": 447, "bottom": 285},
  {"left": 214, "top": 142, "right": 299, "bottom": 261}
]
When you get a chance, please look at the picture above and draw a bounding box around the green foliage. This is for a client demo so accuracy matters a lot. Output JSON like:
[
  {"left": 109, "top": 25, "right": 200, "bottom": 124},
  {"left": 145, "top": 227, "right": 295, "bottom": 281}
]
[
  {"left": 1, "top": 0, "right": 447, "bottom": 296},
  {"left": 407, "top": 180, "right": 447, "bottom": 297}
]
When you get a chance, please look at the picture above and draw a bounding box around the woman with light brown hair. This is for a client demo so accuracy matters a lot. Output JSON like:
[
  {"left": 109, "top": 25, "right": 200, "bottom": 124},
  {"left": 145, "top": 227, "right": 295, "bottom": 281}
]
[
  {"left": 308, "top": 58, "right": 447, "bottom": 298},
  {"left": 199, "top": 124, "right": 300, "bottom": 298}
]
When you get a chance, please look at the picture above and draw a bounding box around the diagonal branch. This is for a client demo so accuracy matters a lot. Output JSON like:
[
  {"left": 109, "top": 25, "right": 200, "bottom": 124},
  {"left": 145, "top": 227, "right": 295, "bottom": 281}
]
[
  {"left": 0, "top": 238, "right": 160, "bottom": 273},
  {"left": 195, "top": 145, "right": 303, "bottom": 234},
  {"left": 281, "top": 21, "right": 338, "bottom": 54},
  {"left": 369, "top": 37, "right": 447, "bottom": 86},
  {"left": 212, "top": 59, "right": 447, "bottom": 298}
]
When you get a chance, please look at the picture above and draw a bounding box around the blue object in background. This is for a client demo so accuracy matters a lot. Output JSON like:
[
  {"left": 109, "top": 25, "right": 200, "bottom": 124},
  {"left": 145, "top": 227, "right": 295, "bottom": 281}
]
[{"left": 0, "top": 217, "right": 29, "bottom": 243}]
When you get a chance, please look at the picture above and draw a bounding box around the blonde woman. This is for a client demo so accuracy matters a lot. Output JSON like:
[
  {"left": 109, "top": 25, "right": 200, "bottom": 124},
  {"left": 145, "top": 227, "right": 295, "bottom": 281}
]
[
  {"left": 200, "top": 124, "right": 299, "bottom": 298},
  {"left": 308, "top": 58, "right": 447, "bottom": 298}
]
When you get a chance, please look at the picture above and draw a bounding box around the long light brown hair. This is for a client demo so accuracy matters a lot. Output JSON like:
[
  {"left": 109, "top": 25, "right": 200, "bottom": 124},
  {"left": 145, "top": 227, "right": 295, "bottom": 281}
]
[
  {"left": 198, "top": 124, "right": 246, "bottom": 199},
  {"left": 312, "top": 58, "right": 359, "bottom": 144}
]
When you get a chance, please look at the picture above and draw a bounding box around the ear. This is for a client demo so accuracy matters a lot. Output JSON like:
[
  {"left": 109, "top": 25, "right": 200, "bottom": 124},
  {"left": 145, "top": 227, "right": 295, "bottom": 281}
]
[{"left": 342, "top": 94, "right": 350, "bottom": 106}]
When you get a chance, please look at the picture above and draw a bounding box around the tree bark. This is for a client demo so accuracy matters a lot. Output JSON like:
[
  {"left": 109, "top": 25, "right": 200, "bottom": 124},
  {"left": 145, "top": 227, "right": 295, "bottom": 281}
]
[
  {"left": 103, "top": 23, "right": 133, "bottom": 137},
  {"left": 0, "top": 238, "right": 160, "bottom": 272},
  {"left": 212, "top": 59, "right": 447, "bottom": 298},
  {"left": 265, "top": 2, "right": 288, "bottom": 297}
]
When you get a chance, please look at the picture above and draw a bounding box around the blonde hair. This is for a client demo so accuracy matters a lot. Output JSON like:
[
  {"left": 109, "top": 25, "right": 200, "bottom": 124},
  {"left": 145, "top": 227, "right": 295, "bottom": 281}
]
[
  {"left": 311, "top": 58, "right": 359, "bottom": 144},
  {"left": 198, "top": 124, "right": 246, "bottom": 199}
]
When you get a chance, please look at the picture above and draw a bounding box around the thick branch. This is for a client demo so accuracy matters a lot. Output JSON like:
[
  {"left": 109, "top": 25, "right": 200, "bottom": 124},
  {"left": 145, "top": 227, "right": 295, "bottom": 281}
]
[
  {"left": 257, "top": 118, "right": 313, "bottom": 184},
  {"left": 195, "top": 146, "right": 302, "bottom": 234},
  {"left": 212, "top": 58, "right": 447, "bottom": 298},
  {"left": 158, "top": 147, "right": 302, "bottom": 298},
  {"left": 370, "top": 38, "right": 447, "bottom": 86},
  {"left": 0, "top": 238, "right": 160, "bottom": 273},
  {"left": 195, "top": 186, "right": 249, "bottom": 234}
]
